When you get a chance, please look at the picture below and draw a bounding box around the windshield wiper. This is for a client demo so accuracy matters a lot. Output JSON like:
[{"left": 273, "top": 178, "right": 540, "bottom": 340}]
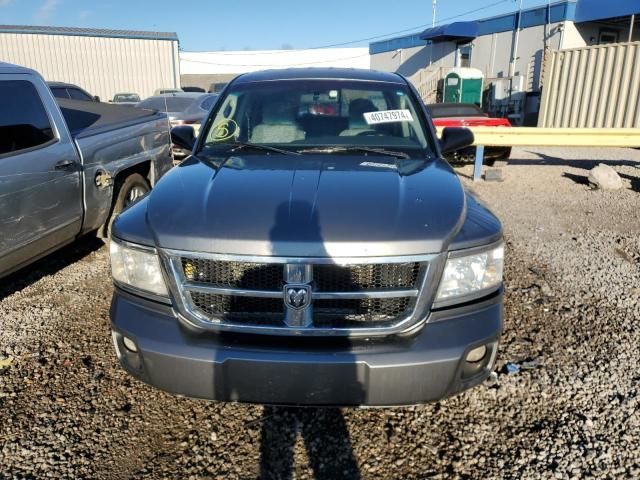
[
  {"left": 296, "top": 146, "right": 410, "bottom": 159},
  {"left": 229, "top": 142, "right": 301, "bottom": 156}
]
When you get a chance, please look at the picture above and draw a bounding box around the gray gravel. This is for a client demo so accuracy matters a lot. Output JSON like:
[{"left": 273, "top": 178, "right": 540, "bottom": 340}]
[{"left": 1, "top": 147, "right": 639, "bottom": 479}]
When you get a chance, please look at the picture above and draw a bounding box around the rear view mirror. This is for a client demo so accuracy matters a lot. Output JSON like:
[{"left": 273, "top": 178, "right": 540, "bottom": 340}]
[
  {"left": 94, "top": 96, "right": 101, "bottom": 102},
  {"left": 171, "top": 125, "right": 196, "bottom": 152},
  {"left": 439, "top": 127, "right": 474, "bottom": 154}
]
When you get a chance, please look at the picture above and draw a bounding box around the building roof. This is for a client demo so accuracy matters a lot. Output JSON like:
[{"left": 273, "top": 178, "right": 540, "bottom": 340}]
[
  {"left": 0, "top": 25, "right": 178, "bottom": 41},
  {"left": 370, "top": 0, "right": 577, "bottom": 54},
  {"left": 233, "top": 68, "right": 404, "bottom": 85}
]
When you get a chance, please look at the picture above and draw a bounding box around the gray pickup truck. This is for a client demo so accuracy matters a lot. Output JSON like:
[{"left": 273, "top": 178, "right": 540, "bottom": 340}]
[
  {"left": 0, "top": 63, "right": 172, "bottom": 278},
  {"left": 110, "top": 68, "right": 504, "bottom": 406}
]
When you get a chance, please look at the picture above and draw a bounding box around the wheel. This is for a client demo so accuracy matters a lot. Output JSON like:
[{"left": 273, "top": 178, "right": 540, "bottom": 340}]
[
  {"left": 488, "top": 147, "right": 512, "bottom": 168},
  {"left": 102, "top": 173, "right": 150, "bottom": 239}
]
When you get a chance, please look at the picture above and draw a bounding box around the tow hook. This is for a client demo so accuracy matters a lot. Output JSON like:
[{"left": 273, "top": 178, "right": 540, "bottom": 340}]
[{"left": 95, "top": 170, "right": 113, "bottom": 189}]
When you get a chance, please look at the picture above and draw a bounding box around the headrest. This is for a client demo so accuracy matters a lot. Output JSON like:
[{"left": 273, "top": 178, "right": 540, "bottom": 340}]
[{"left": 262, "top": 101, "right": 296, "bottom": 125}]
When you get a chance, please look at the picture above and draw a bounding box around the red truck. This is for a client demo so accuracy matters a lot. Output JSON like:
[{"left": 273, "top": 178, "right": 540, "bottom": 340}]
[{"left": 427, "top": 103, "right": 511, "bottom": 165}]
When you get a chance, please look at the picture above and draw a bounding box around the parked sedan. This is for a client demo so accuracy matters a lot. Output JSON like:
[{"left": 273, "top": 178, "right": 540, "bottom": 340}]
[
  {"left": 136, "top": 93, "right": 202, "bottom": 123},
  {"left": 111, "top": 93, "right": 141, "bottom": 105},
  {"left": 137, "top": 93, "right": 205, "bottom": 159},
  {"left": 170, "top": 93, "right": 218, "bottom": 136},
  {"left": 427, "top": 103, "right": 511, "bottom": 165},
  {"left": 48, "top": 81, "right": 99, "bottom": 102}
]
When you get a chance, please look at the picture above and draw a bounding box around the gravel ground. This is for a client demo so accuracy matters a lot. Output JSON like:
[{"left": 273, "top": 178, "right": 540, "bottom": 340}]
[{"left": 1, "top": 147, "right": 639, "bottom": 479}]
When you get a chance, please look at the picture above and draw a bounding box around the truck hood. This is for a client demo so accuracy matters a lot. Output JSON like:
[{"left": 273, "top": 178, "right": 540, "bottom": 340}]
[{"left": 145, "top": 154, "right": 466, "bottom": 257}]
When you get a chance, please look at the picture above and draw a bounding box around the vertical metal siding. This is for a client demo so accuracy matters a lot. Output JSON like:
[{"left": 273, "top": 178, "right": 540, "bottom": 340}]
[
  {"left": 539, "top": 41, "right": 640, "bottom": 128},
  {"left": 0, "top": 32, "right": 179, "bottom": 100}
]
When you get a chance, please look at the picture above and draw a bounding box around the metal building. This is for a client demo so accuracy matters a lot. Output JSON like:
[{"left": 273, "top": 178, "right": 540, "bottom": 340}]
[
  {"left": 0, "top": 25, "right": 180, "bottom": 101},
  {"left": 370, "top": 0, "right": 640, "bottom": 125},
  {"left": 180, "top": 48, "right": 370, "bottom": 92}
]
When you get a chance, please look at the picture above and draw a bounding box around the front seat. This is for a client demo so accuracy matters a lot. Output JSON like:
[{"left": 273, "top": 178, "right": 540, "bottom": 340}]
[
  {"left": 339, "top": 98, "right": 378, "bottom": 137},
  {"left": 251, "top": 101, "right": 305, "bottom": 143}
]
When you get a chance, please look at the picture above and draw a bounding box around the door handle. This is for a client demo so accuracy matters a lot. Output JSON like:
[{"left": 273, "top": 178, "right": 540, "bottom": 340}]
[{"left": 54, "top": 159, "right": 76, "bottom": 170}]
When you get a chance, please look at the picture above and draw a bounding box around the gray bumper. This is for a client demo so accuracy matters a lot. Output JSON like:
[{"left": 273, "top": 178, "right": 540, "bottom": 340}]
[{"left": 110, "top": 290, "right": 503, "bottom": 406}]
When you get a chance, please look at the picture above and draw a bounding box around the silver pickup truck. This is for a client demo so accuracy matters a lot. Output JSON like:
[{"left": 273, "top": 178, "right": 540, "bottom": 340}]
[{"left": 0, "top": 63, "right": 172, "bottom": 278}]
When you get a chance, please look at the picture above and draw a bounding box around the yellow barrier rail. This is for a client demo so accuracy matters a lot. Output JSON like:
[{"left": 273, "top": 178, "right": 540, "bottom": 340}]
[
  {"left": 434, "top": 126, "right": 640, "bottom": 181},
  {"left": 435, "top": 127, "right": 640, "bottom": 148}
]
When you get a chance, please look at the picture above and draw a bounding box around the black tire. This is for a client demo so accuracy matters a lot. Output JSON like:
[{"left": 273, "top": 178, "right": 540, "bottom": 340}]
[
  {"left": 488, "top": 147, "right": 512, "bottom": 168},
  {"left": 103, "top": 173, "right": 150, "bottom": 239}
]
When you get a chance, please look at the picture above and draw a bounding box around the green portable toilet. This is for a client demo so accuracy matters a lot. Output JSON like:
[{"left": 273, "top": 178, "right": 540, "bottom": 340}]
[{"left": 443, "top": 68, "right": 484, "bottom": 106}]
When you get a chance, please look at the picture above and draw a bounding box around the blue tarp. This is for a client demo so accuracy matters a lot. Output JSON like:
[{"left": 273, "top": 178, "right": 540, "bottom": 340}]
[
  {"left": 575, "top": 0, "right": 640, "bottom": 23},
  {"left": 419, "top": 22, "right": 479, "bottom": 43}
]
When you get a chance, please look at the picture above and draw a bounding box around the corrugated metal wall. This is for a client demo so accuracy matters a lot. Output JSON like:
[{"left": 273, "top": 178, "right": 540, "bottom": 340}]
[
  {"left": 0, "top": 33, "right": 180, "bottom": 101},
  {"left": 539, "top": 42, "right": 640, "bottom": 128}
]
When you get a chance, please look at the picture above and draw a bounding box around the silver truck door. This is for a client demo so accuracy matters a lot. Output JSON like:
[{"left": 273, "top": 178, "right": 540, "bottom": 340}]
[{"left": 0, "top": 74, "right": 83, "bottom": 277}]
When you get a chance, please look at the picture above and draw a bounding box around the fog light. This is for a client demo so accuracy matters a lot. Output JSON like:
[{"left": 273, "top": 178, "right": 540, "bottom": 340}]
[
  {"left": 466, "top": 345, "right": 487, "bottom": 363},
  {"left": 122, "top": 336, "right": 138, "bottom": 353}
]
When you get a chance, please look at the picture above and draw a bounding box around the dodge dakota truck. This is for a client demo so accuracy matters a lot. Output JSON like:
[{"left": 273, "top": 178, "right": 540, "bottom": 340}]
[
  {"left": 109, "top": 68, "right": 504, "bottom": 406},
  {"left": 0, "top": 63, "right": 172, "bottom": 278}
]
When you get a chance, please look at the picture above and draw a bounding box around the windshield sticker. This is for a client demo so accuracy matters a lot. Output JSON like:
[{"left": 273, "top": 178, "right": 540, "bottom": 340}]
[
  {"left": 211, "top": 119, "right": 239, "bottom": 142},
  {"left": 364, "top": 110, "right": 414, "bottom": 125}
]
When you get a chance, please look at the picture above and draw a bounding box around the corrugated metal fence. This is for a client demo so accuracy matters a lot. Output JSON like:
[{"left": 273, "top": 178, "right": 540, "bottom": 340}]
[{"left": 539, "top": 41, "right": 640, "bottom": 128}]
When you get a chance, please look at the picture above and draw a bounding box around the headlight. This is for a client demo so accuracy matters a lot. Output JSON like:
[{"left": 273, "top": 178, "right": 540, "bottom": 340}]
[
  {"left": 109, "top": 239, "right": 168, "bottom": 297},
  {"left": 435, "top": 244, "right": 503, "bottom": 304}
]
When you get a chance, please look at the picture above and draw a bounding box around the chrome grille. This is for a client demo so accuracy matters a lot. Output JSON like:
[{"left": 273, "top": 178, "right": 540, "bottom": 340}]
[{"left": 166, "top": 253, "right": 433, "bottom": 336}]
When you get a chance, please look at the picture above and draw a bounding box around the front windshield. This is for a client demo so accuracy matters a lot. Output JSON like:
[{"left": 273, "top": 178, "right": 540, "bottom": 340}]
[{"left": 199, "top": 80, "right": 433, "bottom": 157}]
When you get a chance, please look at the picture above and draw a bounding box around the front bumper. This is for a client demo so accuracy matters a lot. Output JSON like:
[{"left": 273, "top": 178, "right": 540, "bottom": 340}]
[{"left": 110, "top": 289, "right": 503, "bottom": 406}]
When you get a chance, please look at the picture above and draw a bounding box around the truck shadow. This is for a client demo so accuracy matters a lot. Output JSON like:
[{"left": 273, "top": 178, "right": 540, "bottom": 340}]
[
  {"left": 256, "top": 200, "right": 362, "bottom": 479},
  {"left": 258, "top": 406, "right": 361, "bottom": 480},
  {"left": 0, "top": 236, "right": 104, "bottom": 301}
]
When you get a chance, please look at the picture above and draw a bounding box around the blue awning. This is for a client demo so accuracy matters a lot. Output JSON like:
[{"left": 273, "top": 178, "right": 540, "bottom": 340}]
[
  {"left": 575, "top": 0, "right": 640, "bottom": 23},
  {"left": 420, "top": 21, "right": 478, "bottom": 43}
]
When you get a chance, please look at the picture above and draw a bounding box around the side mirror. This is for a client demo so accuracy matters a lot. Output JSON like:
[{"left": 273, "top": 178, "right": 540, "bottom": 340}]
[
  {"left": 93, "top": 96, "right": 101, "bottom": 102},
  {"left": 171, "top": 125, "right": 196, "bottom": 152},
  {"left": 439, "top": 127, "right": 474, "bottom": 154}
]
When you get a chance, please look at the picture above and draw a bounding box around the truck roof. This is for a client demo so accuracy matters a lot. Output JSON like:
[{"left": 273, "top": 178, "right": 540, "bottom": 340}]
[
  {"left": 0, "top": 62, "right": 37, "bottom": 75},
  {"left": 234, "top": 68, "right": 405, "bottom": 85}
]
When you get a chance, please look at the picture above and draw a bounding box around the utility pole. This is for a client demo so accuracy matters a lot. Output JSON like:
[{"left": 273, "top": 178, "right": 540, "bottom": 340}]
[
  {"left": 509, "top": 0, "right": 524, "bottom": 78},
  {"left": 432, "top": 0, "right": 437, "bottom": 28}
]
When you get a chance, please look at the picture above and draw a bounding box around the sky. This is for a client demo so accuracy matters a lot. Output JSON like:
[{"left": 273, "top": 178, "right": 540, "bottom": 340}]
[{"left": 0, "top": 0, "right": 558, "bottom": 52}]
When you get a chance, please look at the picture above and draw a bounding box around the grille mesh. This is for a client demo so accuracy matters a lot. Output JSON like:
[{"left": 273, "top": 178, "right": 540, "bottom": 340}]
[
  {"left": 181, "top": 258, "right": 283, "bottom": 290},
  {"left": 314, "top": 263, "right": 420, "bottom": 291},
  {"left": 190, "top": 292, "right": 283, "bottom": 325},
  {"left": 181, "top": 259, "right": 420, "bottom": 292},
  {"left": 313, "top": 298, "right": 412, "bottom": 327}
]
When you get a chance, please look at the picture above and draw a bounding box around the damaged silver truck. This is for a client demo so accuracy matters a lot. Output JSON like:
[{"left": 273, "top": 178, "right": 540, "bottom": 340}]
[
  {"left": 109, "top": 68, "right": 504, "bottom": 406},
  {"left": 0, "top": 63, "right": 172, "bottom": 278}
]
